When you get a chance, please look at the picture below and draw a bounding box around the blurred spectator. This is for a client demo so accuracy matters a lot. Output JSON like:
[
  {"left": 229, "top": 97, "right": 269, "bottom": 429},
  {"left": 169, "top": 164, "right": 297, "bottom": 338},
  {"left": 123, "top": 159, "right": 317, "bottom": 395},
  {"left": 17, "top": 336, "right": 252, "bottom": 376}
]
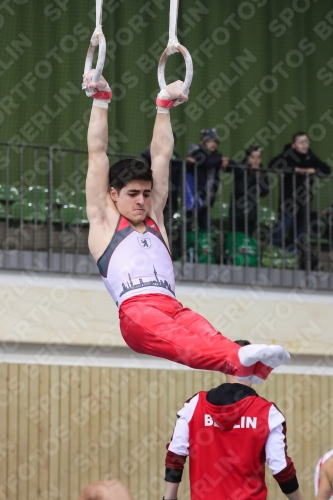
[
  {"left": 186, "top": 128, "right": 228, "bottom": 230},
  {"left": 228, "top": 146, "right": 270, "bottom": 236},
  {"left": 141, "top": 132, "right": 181, "bottom": 226},
  {"left": 269, "top": 131, "right": 330, "bottom": 268},
  {"left": 78, "top": 481, "right": 132, "bottom": 500},
  {"left": 321, "top": 203, "right": 333, "bottom": 242}
]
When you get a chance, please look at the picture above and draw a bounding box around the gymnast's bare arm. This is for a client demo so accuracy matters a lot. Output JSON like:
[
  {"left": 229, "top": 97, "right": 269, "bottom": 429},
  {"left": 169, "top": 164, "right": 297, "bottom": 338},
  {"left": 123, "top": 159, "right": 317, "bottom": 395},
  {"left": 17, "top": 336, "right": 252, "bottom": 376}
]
[
  {"left": 84, "top": 70, "right": 119, "bottom": 261},
  {"left": 150, "top": 80, "right": 187, "bottom": 247},
  {"left": 317, "top": 458, "right": 333, "bottom": 500}
]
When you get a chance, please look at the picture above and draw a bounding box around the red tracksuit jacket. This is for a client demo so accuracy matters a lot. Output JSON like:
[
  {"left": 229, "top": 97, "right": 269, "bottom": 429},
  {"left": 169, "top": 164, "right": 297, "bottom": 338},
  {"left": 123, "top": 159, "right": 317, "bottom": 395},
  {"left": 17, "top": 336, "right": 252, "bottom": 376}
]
[{"left": 165, "top": 384, "right": 298, "bottom": 500}]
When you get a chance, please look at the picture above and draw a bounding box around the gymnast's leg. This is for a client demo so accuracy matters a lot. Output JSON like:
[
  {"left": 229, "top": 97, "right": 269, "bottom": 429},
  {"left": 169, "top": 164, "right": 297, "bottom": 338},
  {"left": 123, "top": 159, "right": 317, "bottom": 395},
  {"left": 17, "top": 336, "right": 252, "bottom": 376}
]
[{"left": 119, "top": 294, "right": 288, "bottom": 381}]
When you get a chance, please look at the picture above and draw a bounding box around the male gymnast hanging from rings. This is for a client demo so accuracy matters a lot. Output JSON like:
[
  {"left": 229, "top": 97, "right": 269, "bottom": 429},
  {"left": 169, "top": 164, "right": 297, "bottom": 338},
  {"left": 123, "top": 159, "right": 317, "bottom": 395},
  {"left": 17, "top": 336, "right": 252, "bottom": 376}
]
[{"left": 83, "top": 71, "right": 289, "bottom": 383}]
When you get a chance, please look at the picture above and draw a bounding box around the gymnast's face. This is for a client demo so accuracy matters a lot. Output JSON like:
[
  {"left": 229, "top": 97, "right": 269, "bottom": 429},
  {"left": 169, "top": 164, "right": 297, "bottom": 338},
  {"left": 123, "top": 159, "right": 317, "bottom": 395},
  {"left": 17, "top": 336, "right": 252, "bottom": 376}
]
[{"left": 110, "top": 180, "right": 152, "bottom": 222}]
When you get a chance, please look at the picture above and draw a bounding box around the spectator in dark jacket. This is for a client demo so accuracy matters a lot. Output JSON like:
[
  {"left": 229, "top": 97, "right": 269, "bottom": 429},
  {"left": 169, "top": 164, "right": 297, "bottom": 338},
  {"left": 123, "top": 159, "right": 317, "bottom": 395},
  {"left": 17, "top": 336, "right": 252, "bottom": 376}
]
[
  {"left": 269, "top": 131, "right": 330, "bottom": 267},
  {"left": 186, "top": 128, "right": 228, "bottom": 230},
  {"left": 228, "top": 146, "right": 270, "bottom": 236}
]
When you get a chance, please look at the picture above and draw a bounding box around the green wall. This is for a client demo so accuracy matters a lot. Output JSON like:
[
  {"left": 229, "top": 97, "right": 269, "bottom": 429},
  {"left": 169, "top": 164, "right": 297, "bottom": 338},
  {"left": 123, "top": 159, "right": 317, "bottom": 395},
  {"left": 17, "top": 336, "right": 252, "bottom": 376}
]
[{"left": 2, "top": 0, "right": 333, "bottom": 167}]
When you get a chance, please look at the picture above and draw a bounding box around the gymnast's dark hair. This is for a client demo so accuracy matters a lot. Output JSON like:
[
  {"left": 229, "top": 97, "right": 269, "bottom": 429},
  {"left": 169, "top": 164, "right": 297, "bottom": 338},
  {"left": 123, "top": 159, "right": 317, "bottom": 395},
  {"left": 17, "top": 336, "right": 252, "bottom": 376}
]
[
  {"left": 109, "top": 158, "right": 153, "bottom": 193},
  {"left": 234, "top": 339, "right": 251, "bottom": 347}
]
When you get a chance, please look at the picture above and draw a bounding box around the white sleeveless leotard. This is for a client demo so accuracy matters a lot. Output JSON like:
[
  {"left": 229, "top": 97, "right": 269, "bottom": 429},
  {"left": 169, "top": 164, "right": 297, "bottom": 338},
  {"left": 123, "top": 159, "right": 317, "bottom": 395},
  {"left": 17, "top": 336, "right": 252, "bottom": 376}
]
[
  {"left": 97, "top": 215, "right": 175, "bottom": 307},
  {"left": 314, "top": 449, "right": 333, "bottom": 497}
]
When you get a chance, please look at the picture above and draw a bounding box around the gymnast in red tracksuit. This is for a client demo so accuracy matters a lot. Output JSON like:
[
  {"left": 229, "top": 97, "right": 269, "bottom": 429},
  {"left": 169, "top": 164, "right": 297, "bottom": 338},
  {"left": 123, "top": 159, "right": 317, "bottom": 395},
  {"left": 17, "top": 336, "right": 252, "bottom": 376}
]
[
  {"left": 164, "top": 341, "right": 304, "bottom": 500},
  {"left": 83, "top": 71, "right": 289, "bottom": 383}
]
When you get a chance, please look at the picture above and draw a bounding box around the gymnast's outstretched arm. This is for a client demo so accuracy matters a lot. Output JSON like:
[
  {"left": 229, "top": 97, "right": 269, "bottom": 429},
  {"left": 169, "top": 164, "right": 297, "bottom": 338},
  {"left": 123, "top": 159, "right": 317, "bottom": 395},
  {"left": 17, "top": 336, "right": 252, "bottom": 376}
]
[
  {"left": 84, "top": 70, "right": 113, "bottom": 224},
  {"left": 84, "top": 71, "right": 119, "bottom": 260},
  {"left": 150, "top": 80, "right": 188, "bottom": 227}
]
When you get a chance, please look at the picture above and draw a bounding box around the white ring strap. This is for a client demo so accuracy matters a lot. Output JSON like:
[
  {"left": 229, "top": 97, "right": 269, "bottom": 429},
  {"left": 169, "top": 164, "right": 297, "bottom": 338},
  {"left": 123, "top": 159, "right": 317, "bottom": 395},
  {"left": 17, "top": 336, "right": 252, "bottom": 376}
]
[
  {"left": 96, "top": 0, "right": 103, "bottom": 27},
  {"left": 169, "top": 0, "right": 179, "bottom": 43}
]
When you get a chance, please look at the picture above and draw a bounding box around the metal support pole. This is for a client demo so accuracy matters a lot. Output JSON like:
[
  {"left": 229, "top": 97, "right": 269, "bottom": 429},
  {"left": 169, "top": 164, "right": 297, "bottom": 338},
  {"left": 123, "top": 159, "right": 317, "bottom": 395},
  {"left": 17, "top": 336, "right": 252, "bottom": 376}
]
[
  {"left": 181, "top": 160, "right": 187, "bottom": 276},
  {"left": 48, "top": 147, "right": 53, "bottom": 271}
]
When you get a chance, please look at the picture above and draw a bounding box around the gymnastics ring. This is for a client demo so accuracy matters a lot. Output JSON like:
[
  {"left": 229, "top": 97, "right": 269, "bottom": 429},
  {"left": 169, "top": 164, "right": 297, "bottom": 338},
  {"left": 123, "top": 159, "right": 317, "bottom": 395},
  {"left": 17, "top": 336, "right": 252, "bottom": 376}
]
[
  {"left": 158, "top": 0, "right": 193, "bottom": 97},
  {"left": 82, "top": 0, "right": 106, "bottom": 97},
  {"left": 158, "top": 43, "right": 193, "bottom": 96},
  {"left": 83, "top": 30, "right": 106, "bottom": 97}
]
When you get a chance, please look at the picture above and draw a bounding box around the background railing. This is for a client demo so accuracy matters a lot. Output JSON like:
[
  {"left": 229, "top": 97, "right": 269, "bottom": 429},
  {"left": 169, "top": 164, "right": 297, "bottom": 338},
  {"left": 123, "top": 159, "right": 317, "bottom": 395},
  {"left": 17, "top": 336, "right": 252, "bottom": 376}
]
[{"left": 0, "top": 142, "right": 332, "bottom": 290}]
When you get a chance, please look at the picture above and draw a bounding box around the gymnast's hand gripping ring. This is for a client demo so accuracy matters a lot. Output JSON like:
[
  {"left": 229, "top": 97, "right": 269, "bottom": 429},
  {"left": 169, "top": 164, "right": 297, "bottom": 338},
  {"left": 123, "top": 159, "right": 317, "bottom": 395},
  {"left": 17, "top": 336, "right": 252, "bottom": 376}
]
[
  {"left": 83, "top": 27, "right": 106, "bottom": 97},
  {"left": 158, "top": 43, "right": 193, "bottom": 97},
  {"left": 82, "top": 0, "right": 106, "bottom": 97}
]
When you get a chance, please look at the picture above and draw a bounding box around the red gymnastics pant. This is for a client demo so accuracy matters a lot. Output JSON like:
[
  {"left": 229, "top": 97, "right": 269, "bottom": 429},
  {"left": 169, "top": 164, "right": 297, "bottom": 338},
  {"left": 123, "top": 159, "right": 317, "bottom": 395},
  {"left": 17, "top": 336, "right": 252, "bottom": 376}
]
[{"left": 119, "top": 293, "right": 251, "bottom": 376}]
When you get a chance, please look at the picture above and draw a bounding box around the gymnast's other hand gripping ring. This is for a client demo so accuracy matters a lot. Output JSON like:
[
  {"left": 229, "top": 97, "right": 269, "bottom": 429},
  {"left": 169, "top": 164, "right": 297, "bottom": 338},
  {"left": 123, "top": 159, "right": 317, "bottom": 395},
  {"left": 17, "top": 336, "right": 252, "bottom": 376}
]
[
  {"left": 157, "top": 0, "right": 193, "bottom": 99},
  {"left": 82, "top": 24, "right": 107, "bottom": 97},
  {"left": 157, "top": 42, "right": 193, "bottom": 99}
]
